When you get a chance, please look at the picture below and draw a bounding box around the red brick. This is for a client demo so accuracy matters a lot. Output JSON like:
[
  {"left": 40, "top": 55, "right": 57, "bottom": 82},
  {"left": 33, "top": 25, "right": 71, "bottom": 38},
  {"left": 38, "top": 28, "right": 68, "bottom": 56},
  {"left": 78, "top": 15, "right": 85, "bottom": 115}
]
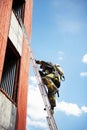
[
  {"left": 0, "top": 0, "right": 12, "bottom": 39},
  {"left": 0, "top": 33, "right": 7, "bottom": 80},
  {"left": 24, "top": 0, "right": 33, "bottom": 37},
  {"left": 16, "top": 56, "right": 30, "bottom": 130},
  {"left": 16, "top": 1, "right": 32, "bottom": 129},
  {"left": 0, "top": 0, "right": 12, "bottom": 81}
]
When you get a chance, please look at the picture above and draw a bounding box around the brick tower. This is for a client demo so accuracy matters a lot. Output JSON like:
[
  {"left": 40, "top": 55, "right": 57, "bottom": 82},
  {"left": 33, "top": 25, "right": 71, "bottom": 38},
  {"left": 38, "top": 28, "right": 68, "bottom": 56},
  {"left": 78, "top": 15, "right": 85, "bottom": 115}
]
[{"left": 0, "top": 0, "right": 32, "bottom": 130}]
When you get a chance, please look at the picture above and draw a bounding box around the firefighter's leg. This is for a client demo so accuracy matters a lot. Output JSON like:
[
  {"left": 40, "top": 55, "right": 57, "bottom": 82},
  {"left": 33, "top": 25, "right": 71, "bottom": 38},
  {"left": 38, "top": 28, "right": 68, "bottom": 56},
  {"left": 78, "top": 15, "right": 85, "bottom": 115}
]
[
  {"left": 46, "top": 74, "right": 58, "bottom": 92},
  {"left": 42, "top": 76, "right": 58, "bottom": 93},
  {"left": 48, "top": 92, "right": 56, "bottom": 114}
]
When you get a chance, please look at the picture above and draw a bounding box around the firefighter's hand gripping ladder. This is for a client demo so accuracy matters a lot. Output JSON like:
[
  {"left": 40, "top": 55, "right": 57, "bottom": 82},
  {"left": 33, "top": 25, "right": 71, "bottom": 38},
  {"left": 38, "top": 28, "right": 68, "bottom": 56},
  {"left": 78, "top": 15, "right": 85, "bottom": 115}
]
[{"left": 17, "top": 16, "right": 58, "bottom": 130}]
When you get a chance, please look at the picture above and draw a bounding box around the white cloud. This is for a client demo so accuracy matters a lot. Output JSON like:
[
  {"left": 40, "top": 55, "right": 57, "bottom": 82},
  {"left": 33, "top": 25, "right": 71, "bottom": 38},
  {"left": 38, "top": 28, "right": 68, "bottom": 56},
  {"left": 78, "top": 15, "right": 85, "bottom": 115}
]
[
  {"left": 58, "top": 51, "right": 64, "bottom": 60},
  {"left": 26, "top": 76, "right": 48, "bottom": 129},
  {"left": 56, "top": 101, "right": 82, "bottom": 116},
  {"left": 27, "top": 87, "right": 46, "bottom": 120},
  {"left": 80, "top": 54, "right": 87, "bottom": 77},
  {"left": 27, "top": 117, "right": 47, "bottom": 128},
  {"left": 27, "top": 84, "right": 47, "bottom": 119},
  {"left": 54, "top": 12, "right": 80, "bottom": 34},
  {"left": 52, "top": 0, "right": 82, "bottom": 34},
  {"left": 56, "top": 101, "right": 87, "bottom": 116},
  {"left": 59, "top": 56, "right": 63, "bottom": 60},
  {"left": 59, "top": 20, "right": 80, "bottom": 33},
  {"left": 82, "top": 54, "right": 87, "bottom": 63},
  {"left": 80, "top": 72, "right": 87, "bottom": 77},
  {"left": 81, "top": 106, "right": 87, "bottom": 113},
  {"left": 58, "top": 51, "right": 64, "bottom": 54},
  {"left": 29, "top": 76, "right": 37, "bottom": 84}
]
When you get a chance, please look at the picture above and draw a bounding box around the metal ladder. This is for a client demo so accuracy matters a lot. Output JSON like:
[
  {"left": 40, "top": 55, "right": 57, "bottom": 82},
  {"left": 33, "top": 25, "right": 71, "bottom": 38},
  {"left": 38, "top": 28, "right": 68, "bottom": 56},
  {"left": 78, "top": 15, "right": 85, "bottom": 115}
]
[{"left": 17, "top": 15, "right": 58, "bottom": 130}]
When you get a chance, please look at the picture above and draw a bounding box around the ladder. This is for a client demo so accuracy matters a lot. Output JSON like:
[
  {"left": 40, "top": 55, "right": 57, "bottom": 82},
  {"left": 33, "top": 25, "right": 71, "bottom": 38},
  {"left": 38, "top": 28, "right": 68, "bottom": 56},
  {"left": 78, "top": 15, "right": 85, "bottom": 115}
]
[{"left": 16, "top": 15, "right": 58, "bottom": 130}]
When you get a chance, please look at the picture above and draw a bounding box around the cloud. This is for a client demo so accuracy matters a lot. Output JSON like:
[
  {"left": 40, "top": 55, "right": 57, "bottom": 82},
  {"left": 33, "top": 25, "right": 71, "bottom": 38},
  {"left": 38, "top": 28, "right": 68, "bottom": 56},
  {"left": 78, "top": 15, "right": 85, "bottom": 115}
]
[
  {"left": 81, "top": 106, "right": 87, "bottom": 113},
  {"left": 58, "top": 51, "right": 64, "bottom": 54},
  {"left": 58, "top": 51, "right": 64, "bottom": 61},
  {"left": 56, "top": 101, "right": 82, "bottom": 116},
  {"left": 27, "top": 84, "right": 46, "bottom": 120},
  {"left": 82, "top": 54, "right": 87, "bottom": 64},
  {"left": 56, "top": 101, "right": 87, "bottom": 116},
  {"left": 80, "top": 54, "right": 87, "bottom": 77},
  {"left": 57, "top": 20, "right": 80, "bottom": 33},
  {"left": 26, "top": 76, "right": 48, "bottom": 129},
  {"left": 80, "top": 72, "right": 87, "bottom": 77},
  {"left": 59, "top": 57, "right": 63, "bottom": 60},
  {"left": 29, "top": 76, "right": 37, "bottom": 84},
  {"left": 52, "top": 0, "right": 82, "bottom": 34},
  {"left": 27, "top": 117, "right": 47, "bottom": 128}
]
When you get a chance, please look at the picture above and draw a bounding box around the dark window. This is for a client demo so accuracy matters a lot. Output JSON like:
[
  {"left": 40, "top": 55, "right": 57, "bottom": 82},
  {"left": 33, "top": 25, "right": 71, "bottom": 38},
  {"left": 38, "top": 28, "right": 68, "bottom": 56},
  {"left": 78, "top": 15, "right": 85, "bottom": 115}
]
[
  {"left": 12, "top": 0, "right": 25, "bottom": 22},
  {"left": 13, "top": 0, "right": 25, "bottom": 7},
  {"left": 0, "top": 39, "right": 20, "bottom": 103}
]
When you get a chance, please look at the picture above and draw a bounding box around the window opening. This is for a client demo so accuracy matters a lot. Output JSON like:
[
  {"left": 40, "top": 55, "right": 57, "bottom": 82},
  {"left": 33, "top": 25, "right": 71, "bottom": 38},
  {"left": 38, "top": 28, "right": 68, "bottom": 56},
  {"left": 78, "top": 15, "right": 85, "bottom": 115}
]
[
  {"left": 0, "top": 39, "right": 20, "bottom": 103},
  {"left": 12, "top": 0, "right": 25, "bottom": 22}
]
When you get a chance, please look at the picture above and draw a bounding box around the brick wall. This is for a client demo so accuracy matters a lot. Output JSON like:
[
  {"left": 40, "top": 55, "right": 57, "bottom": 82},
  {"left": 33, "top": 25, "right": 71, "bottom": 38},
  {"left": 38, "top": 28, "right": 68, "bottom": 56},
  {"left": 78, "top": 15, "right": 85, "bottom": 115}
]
[
  {"left": 15, "top": 0, "right": 33, "bottom": 130},
  {"left": 0, "top": 0, "right": 33, "bottom": 130},
  {"left": 0, "top": 0, "right": 12, "bottom": 81}
]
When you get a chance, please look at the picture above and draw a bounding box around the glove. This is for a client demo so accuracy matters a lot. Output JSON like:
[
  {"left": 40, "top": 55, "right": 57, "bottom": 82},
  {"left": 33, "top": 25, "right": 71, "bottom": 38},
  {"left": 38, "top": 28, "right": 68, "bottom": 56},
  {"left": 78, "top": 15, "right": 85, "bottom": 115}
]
[
  {"left": 62, "top": 75, "right": 65, "bottom": 80},
  {"left": 35, "top": 60, "right": 40, "bottom": 64},
  {"left": 61, "top": 75, "right": 65, "bottom": 81}
]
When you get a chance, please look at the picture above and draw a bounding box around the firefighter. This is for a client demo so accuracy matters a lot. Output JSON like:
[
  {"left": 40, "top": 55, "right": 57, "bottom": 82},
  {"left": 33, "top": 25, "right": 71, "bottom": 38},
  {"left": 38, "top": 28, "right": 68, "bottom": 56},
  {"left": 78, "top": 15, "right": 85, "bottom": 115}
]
[{"left": 36, "top": 60, "right": 65, "bottom": 114}]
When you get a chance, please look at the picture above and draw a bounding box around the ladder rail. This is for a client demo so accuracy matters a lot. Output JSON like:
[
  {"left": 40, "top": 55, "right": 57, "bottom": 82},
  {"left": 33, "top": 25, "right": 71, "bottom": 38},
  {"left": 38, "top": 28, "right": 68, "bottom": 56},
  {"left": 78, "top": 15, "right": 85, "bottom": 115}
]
[
  {"left": 17, "top": 15, "right": 58, "bottom": 130},
  {"left": 46, "top": 116, "right": 53, "bottom": 130},
  {"left": 31, "top": 53, "right": 58, "bottom": 130}
]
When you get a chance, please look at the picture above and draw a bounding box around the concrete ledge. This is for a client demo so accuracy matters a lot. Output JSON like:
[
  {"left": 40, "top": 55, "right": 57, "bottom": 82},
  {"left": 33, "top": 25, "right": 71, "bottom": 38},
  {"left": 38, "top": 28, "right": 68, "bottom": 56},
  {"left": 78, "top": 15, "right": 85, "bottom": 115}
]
[{"left": 0, "top": 91, "right": 17, "bottom": 130}]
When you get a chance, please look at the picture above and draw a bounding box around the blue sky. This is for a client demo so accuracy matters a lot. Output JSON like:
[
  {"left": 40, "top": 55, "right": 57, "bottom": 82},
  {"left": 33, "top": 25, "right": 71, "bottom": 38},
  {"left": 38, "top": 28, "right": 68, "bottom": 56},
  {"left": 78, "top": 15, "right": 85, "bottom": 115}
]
[{"left": 26, "top": 0, "right": 87, "bottom": 130}]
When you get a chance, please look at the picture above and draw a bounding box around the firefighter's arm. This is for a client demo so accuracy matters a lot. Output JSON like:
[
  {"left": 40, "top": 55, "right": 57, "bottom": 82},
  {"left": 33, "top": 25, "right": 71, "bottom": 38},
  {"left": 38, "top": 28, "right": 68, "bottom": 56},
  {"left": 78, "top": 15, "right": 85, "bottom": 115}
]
[
  {"left": 35, "top": 60, "right": 46, "bottom": 64},
  {"left": 35, "top": 60, "right": 42, "bottom": 64}
]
